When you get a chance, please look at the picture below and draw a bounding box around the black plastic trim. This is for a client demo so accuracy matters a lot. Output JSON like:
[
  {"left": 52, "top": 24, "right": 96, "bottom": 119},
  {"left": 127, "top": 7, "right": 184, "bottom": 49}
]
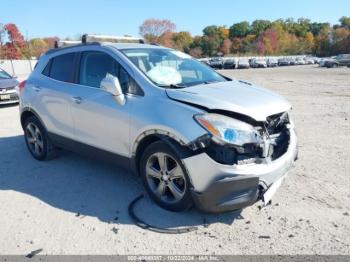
[
  {"left": 191, "top": 175, "right": 259, "bottom": 213},
  {"left": 48, "top": 132, "right": 133, "bottom": 170}
]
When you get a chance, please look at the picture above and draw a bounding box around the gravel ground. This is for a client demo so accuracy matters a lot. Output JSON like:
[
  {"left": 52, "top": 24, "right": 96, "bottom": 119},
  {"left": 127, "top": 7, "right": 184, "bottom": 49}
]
[{"left": 0, "top": 65, "right": 349, "bottom": 255}]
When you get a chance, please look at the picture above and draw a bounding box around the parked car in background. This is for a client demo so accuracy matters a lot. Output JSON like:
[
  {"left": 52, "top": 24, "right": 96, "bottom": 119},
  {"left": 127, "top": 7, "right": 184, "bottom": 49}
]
[
  {"left": 209, "top": 57, "right": 224, "bottom": 69},
  {"left": 287, "top": 58, "right": 296, "bottom": 65},
  {"left": 0, "top": 68, "right": 20, "bottom": 105},
  {"left": 295, "top": 58, "right": 306, "bottom": 65},
  {"left": 278, "top": 58, "right": 289, "bottom": 66},
  {"left": 223, "top": 58, "right": 237, "bottom": 69},
  {"left": 304, "top": 57, "right": 315, "bottom": 64},
  {"left": 19, "top": 35, "right": 297, "bottom": 213},
  {"left": 319, "top": 58, "right": 333, "bottom": 67},
  {"left": 237, "top": 58, "right": 250, "bottom": 69},
  {"left": 198, "top": 58, "right": 210, "bottom": 66},
  {"left": 251, "top": 58, "right": 267, "bottom": 68},
  {"left": 267, "top": 58, "right": 278, "bottom": 67},
  {"left": 324, "top": 58, "right": 339, "bottom": 68},
  {"left": 334, "top": 54, "right": 350, "bottom": 67}
]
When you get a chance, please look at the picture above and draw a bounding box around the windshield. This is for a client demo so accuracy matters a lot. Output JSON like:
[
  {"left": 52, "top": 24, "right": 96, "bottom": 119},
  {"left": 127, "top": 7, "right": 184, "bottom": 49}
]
[
  {"left": 122, "top": 48, "right": 226, "bottom": 87},
  {"left": 0, "top": 69, "right": 12, "bottom": 79}
]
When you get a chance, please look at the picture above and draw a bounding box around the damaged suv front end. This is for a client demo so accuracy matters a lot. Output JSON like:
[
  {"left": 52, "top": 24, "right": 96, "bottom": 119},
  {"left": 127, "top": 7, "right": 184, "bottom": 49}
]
[
  {"left": 164, "top": 81, "right": 298, "bottom": 213},
  {"left": 123, "top": 46, "right": 297, "bottom": 213},
  {"left": 185, "top": 111, "right": 297, "bottom": 212}
]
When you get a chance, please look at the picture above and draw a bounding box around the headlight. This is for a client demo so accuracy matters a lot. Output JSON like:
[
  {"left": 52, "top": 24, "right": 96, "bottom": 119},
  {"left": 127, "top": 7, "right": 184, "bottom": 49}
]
[{"left": 194, "top": 113, "right": 262, "bottom": 146}]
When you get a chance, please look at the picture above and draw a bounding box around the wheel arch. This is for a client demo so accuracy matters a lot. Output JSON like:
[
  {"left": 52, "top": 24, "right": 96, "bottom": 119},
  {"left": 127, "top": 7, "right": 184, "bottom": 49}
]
[
  {"left": 131, "top": 130, "right": 194, "bottom": 176},
  {"left": 20, "top": 108, "right": 46, "bottom": 131}
]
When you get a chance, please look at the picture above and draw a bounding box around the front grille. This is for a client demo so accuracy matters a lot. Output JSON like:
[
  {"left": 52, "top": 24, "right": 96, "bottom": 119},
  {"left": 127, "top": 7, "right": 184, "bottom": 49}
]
[
  {"left": 265, "top": 112, "right": 289, "bottom": 134},
  {"left": 264, "top": 112, "right": 290, "bottom": 160}
]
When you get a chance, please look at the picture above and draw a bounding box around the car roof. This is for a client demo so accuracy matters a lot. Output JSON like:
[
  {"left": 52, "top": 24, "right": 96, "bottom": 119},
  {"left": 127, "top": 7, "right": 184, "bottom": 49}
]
[
  {"left": 107, "top": 43, "right": 169, "bottom": 50},
  {"left": 44, "top": 42, "right": 170, "bottom": 56}
]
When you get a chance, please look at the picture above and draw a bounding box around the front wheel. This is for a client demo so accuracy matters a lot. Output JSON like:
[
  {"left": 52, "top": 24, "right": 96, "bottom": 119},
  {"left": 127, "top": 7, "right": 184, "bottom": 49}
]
[{"left": 140, "top": 141, "right": 193, "bottom": 212}]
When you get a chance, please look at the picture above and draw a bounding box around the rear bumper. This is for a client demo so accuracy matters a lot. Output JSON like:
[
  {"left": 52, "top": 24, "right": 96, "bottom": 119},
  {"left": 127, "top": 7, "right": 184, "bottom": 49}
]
[
  {"left": 0, "top": 91, "right": 19, "bottom": 104},
  {"left": 184, "top": 128, "right": 298, "bottom": 213}
]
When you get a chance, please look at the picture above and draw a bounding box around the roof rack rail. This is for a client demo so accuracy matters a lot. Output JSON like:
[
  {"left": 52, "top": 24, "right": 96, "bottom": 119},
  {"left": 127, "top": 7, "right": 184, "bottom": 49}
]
[
  {"left": 50, "top": 34, "right": 145, "bottom": 53},
  {"left": 82, "top": 34, "right": 145, "bottom": 44},
  {"left": 54, "top": 40, "right": 81, "bottom": 48}
]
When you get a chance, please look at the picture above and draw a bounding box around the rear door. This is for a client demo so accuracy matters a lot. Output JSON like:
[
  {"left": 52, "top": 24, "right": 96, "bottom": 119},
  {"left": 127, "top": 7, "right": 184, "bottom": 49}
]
[
  {"left": 34, "top": 52, "right": 78, "bottom": 140},
  {"left": 69, "top": 51, "right": 131, "bottom": 157}
]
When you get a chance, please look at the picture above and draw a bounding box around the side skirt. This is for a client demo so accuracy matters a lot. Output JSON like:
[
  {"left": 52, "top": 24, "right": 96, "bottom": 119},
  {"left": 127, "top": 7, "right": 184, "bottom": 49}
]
[{"left": 48, "top": 132, "right": 133, "bottom": 171}]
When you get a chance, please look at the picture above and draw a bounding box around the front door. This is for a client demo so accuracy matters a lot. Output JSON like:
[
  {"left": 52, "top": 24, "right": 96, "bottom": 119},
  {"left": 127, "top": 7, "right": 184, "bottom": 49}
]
[{"left": 69, "top": 51, "right": 130, "bottom": 157}]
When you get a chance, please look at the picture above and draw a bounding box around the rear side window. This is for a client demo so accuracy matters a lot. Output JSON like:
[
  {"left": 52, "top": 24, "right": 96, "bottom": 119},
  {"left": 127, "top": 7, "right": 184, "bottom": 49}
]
[
  {"left": 42, "top": 60, "right": 51, "bottom": 76},
  {"left": 79, "top": 51, "right": 118, "bottom": 88},
  {"left": 48, "top": 53, "right": 76, "bottom": 82}
]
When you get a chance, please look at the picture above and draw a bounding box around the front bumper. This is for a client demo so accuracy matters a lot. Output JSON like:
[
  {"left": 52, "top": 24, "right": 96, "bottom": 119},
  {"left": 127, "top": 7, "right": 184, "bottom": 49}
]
[{"left": 184, "top": 129, "right": 298, "bottom": 213}]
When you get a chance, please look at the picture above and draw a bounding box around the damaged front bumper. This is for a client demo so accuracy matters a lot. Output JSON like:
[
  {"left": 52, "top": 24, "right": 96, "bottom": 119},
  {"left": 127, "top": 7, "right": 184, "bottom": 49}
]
[{"left": 183, "top": 129, "right": 298, "bottom": 213}]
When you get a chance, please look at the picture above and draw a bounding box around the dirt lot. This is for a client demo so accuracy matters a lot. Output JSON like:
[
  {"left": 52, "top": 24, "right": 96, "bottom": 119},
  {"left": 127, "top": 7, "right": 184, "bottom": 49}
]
[{"left": 0, "top": 65, "right": 349, "bottom": 255}]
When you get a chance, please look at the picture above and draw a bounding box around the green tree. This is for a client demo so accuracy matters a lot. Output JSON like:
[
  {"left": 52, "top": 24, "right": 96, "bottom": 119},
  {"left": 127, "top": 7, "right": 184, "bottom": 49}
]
[
  {"left": 201, "top": 35, "right": 221, "bottom": 56},
  {"left": 251, "top": 20, "right": 271, "bottom": 36},
  {"left": 314, "top": 27, "right": 331, "bottom": 56},
  {"left": 293, "top": 18, "right": 311, "bottom": 37},
  {"left": 339, "top": 16, "right": 350, "bottom": 28},
  {"left": 172, "top": 31, "right": 193, "bottom": 52},
  {"left": 310, "top": 22, "right": 331, "bottom": 36},
  {"left": 229, "top": 21, "right": 250, "bottom": 38}
]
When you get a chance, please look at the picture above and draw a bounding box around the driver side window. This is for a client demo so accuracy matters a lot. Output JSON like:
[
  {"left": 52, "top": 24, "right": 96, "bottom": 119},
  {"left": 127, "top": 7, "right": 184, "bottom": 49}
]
[
  {"left": 79, "top": 51, "right": 118, "bottom": 88},
  {"left": 79, "top": 51, "right": 143, "bottom": 95}
]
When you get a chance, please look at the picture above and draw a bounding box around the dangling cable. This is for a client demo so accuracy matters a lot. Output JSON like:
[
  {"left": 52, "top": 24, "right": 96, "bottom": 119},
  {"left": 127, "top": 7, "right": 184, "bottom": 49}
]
[{"left": 128, "top": 194, "right": 198, "bottom": 234}]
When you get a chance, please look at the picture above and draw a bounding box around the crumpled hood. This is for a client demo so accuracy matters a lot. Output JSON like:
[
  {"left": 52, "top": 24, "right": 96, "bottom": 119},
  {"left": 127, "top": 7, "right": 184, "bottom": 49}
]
[
  {"left": 0, "top": 78, "right": 19, "bottom": 89},
  {"left": 166, "top": 80, "right": 291, "bottom": 121}
]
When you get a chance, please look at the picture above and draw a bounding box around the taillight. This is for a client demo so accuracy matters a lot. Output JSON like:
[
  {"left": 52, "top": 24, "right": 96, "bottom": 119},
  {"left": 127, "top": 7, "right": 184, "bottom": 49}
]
[{"left": 18, "top": 80, "right": 26, "bottom": 91}]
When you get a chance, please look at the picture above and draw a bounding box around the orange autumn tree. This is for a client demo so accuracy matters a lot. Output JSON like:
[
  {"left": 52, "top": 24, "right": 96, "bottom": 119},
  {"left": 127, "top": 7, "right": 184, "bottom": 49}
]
[{"left": 139, "top": 18, "right": 176, "bottom": 44}]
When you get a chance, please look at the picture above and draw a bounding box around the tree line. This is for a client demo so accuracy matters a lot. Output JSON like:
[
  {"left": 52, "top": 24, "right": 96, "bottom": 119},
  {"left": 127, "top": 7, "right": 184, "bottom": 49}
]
[
  {"left": 139, "top": 17, "right": 350, "bottom": 57},
  {"left": 1, "top": 17, "right": 349, "bottom": 60}
]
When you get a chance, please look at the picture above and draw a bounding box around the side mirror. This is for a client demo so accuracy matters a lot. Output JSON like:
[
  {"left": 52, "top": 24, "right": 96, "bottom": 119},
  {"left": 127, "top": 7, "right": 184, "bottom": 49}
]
[
  {"left": 12, "top": 75, "right": 18, "bottom": 79},
  {"left": 100, "top": 75, "right": 125, "bottom": 106}
]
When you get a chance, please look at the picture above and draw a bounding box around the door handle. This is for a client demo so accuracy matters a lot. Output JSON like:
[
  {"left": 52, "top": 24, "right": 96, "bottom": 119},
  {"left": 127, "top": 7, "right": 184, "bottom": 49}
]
[
  {"left": 71, "top": 96, "right": 82, "bottom": 104},
  {"left": 32, "top": 86, "right": 41, "bottom": 92}
]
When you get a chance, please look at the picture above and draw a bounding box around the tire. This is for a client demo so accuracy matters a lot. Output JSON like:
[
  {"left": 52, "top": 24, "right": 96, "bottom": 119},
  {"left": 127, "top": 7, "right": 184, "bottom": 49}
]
[
  {"left": 140, "top": 140, "right": 193, "bottom": 212},
  {"left": 24, "top": 116, "right": 57, "bottom": 161},
  {"left": 332, "top": 63, "right": 338, "bottom": 68}
]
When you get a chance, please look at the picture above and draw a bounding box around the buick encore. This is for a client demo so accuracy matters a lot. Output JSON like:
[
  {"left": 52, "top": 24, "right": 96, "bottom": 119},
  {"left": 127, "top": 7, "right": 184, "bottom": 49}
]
[{"left": 19, "top": 35, "right": 298, "bottom": 213}]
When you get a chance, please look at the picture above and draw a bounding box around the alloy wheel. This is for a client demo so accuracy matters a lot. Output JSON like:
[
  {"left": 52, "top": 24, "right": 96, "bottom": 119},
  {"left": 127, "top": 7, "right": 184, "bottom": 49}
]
[
  {"left": 26, "top": 122, "right": 44, "bottom": 156},
  {"left": 145, "top": 152, "right": 186, "bottom": 204}
]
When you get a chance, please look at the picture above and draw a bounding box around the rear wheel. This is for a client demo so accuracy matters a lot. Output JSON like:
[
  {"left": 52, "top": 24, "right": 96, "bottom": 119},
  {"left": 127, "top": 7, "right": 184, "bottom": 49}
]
[
  {"left": 24, "top": 116, "right": 56, "bottom": 161},
  {"left": 140, "top": 141, "right": 193, "bottom": 212}
]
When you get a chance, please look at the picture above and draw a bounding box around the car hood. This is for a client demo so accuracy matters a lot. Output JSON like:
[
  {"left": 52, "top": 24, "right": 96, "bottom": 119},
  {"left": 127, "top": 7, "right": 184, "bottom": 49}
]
[
  {"left": 0, "top": 78, "right": 19, "bottom": 89},
  {"left": 166, "top": 80, "right": 291, "bottom": 121}
]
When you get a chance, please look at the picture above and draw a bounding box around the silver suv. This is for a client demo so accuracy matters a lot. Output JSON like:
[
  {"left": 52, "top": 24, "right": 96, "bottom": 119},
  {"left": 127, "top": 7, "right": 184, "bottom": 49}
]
[{"left": 19, "top": 35, "right": 298, "bottom": 213}]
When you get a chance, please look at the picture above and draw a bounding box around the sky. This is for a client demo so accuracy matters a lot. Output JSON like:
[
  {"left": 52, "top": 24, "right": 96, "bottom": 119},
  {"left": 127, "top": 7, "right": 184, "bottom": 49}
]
[{"left": 1, "top": 0, "right": 349, "bottom": 39}]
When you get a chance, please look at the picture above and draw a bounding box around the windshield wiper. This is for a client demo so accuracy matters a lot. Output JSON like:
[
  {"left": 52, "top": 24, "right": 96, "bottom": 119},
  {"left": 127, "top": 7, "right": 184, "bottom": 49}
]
[
  {"left": 186, "top": 80, "right": 223, "bottom": 87},
  {"left": 158, "top": 84, "right": 187, "bottom": 89}
]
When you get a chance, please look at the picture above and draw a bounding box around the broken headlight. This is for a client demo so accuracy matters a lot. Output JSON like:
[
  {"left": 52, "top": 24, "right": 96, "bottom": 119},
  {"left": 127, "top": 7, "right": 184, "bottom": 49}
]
[{"left": 194, "top": 113, "right": 262, "bottom": 146}]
